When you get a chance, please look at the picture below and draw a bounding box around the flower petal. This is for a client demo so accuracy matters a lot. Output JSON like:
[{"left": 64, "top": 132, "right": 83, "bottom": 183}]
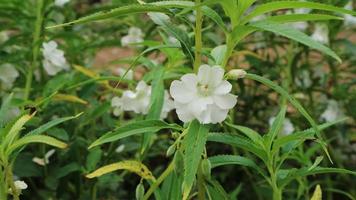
[
  {"left": 213, "top": 94, "right": 237, "bottom": 109},
  {"left": 214, "top": 80, "right": 232, "bottom": 95},
  {"left": 170, "top": 80, "right": 195, "bottom": 103}
]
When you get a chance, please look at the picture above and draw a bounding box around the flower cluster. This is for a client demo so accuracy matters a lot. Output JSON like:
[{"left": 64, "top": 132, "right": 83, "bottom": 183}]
[
  {"left": 111, "top": 81, "right": 174, "bottom": 119},
  {"left": 42, "top": 41, "right": 70, "bottom": 76},
  {"left": 121, "top": 27, "right": 144, "bottom": 47},
  {"left": 170, "top": 65, "right": 237, "bottom": 124}
]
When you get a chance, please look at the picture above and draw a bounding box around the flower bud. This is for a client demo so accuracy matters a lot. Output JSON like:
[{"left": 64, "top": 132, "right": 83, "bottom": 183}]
[
  {"left": 201, "top": 158, "right": 212, "bottom": 179},
  {"left": 227, "top": 69, "right": 247, "bottom": 80},
  {"left": 166, "top": 144, "right": 176, "bottom": 157},
  {"left": 135, "top": 182, "right": 145, "bottom": 200}
]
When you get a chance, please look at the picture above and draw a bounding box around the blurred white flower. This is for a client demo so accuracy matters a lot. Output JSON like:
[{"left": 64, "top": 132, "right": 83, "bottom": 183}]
[
  {"left": 168, "top": 36, "right": 179, "bottom": 45},
  {"left": 344, "top": 2, "right": 356, "bottom": 27},
  {"left": 121, "top": 27, "right": 144, "bottom": 47},
  {"left": 269, "top": 117, "right": 295, "bottom": 135},
  {"left": 111, "top": 81, "right": 174, "bottom": 118},
  {"left": 42, "top": 41, "right": 70, "bottom": 76},
  {"left": 14, "top": 180, "right": 28, "bottom": 191},
  {"left": 170, "top": 65, "right": 237, "bottom": 124},
  {"left": 320, "top": 100, "right": 344, "bottom": 122},
  {"left": 161, "top": 91, "right": 175, "bottom": 119},
  {"left": 32, "top": 149, "right": 56, "bottom": 166},
  {"left": 295, "top": 70, "right": 312, "bottom": 88},
  {"left": 311, "top": 23, "right": 329, "bottom": 45},
  {"left": 0, "top": 64, "right": 19, "bottom": 90},
  {"left": 116, "top": 68, "right": 134, "bottom": 80},
  {"left": 115, "top": 144, "right": 125, "bottom": 153},
  {"left": 54, "top": 0, "right": 70, "bottom": 7},
  {"left": 0, "top": 31, "right": 9, "bottom": 44}
]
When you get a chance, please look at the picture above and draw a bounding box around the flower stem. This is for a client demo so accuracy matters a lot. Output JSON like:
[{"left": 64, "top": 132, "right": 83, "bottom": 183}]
[
  {"left": 24, "top": 0, "right": 44, "bottom": 101},
  {"left": 143, "top": 161, "right": 174, "bottom": 200},
  {"left": 193, "top": 0, "right": 203, "bottom": 72}
]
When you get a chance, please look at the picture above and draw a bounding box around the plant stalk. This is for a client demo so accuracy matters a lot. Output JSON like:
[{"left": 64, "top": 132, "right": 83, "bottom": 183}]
[
  {"left": 193, "top": 0, "right": 203, "bottom": 72},
  {"left": 24, "top": 0, "right": 44, "bottom": 101}
]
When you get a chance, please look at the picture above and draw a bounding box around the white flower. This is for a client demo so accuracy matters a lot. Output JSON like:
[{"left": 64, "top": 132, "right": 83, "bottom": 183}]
[
  {"left": 168, "top": 36, "right": 179, "bottom": 45},
  {"left": 320, "top": 100, "right": 344, "bottom": 122},
  {"left": 14, "top": 180, "right": 28, "bottom": 191},
  {"left": 170, "top": 65, "right": 237, "bottom": 124},
  {"left": 42, "top": 41, "right": 70, "bottom": 76},
  {"left": 311, "top": 23, "right": 329, "bottom": 45},
  {"left": 269, "top": 117, "right": 295, "bottom": 135},
  {"left": 0, "top": 64, "right": 19, "bottom": 90},
  {"left": 115, "top": 144, "right": 125, "bottom": 153},
  {"left": 116, "top": 68, "right": 134, "bottom": 80},
  {"left": 344, "top": 2, "right": 356, "bottom": 27},
  {"left": 112, "top": 81, "right": 174, "bottom": 118},
  {"left": 32, "top": 149, "right": 56, "bottom": 166},
  {"left": 121, "top": 27, "right": 144, "bottom": 47},
  {"left": 54, "top": 0, "right": 70, "bottom": 7}
]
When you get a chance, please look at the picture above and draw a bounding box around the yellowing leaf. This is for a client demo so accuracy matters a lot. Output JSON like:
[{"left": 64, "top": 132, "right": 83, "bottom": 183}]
[
  {"left": 86, "top": 160, "right": 155, "bottom": 180},
  {"left": 73, "top": 64, "right": 98, "bottom": 78},
  {"left": 53, "top": 94, "right": 88, "bottom": 105},
  {"left": 310, "top": 185, "right": 322, "bottom": 200}
]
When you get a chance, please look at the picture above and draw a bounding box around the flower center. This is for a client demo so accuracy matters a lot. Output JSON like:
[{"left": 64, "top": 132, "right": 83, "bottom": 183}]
[{"left": 197, "top": 83, "right": 211, "bottom": 96}]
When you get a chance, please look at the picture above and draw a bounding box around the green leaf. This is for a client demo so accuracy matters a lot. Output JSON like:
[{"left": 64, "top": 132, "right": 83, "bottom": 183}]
[
  {"left": 0, "top": 93, "right": 14, "bottom": 127},
  {"left": 230, "top": 25, "right": 257, "bottom": 46},
  {"left": 207, "top": 132, "right": 267, "bottom": 162},
  {"left": 266, "top": 103, "right": 287, "bottom": 149},
  {"left": 211, "top": 45, "right": 227, "bottom": 65},
  {"left": 265, "top": 14, "right": 342, "bottom": 23},
  {"left": 241, "top": 1, "right": 356, "bottom": 24},
  {"left": 7, "top": 135, "right": 67, "bottom": 156},
  {"left": 47, "top": 4, "right": 171, "bottom": 28},
  {"left": 141, "top": 66, "right": 165, "bottom": 154},
  {"left": 27, "top": 113, "right": 82, "bottom": 136},
  {"left": 148, "top": 12, "right": 194, "bottom": 62},
  {"left": 224, "top": 122, "right": 264, "bottom": 148},
  {"left": 209, "top": 155, "right": 258, "bottom": 170},
  {"left": 181, "top": 120, "right": 209, "bottom": 200},
  {"left": 250, "top": 21, "right": 341, "bottom": 62},
  {"left": 272, "top": 117, "right": 348, "bottom": 154},
  {"left": 236, "top": 0, "right": 256, "bottom": 22},
  {"left": 310, "top": 185, "right": 322, "bottom": 200},
  {"left": 152, "top": 1, "right": 227, "bottom": 32},
  {"left": 205, "top": 178, "right": 231, "bottom": 200},
  {"left": 2, "top": 113, "right": 34, "bottom": 149},
  {"left": 88, "top": 120, "right": 182, "bottom": 149},
  {"left": 245, "top": 73, "right": 329, "bottom": 159}
]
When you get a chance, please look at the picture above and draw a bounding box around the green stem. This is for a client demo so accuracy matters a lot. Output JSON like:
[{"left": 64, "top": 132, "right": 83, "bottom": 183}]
[
  {"left": 143, "top": 161, "right": 174, "bottom": 200},
  {"left": 222, "top": 36, "right": 234, "bottom": 68},
  {"left": 193, "top": 0, "right": 203, "bottom": 72},
  {"left": 24, "top": 0, "right": 44, "bottom": 101}
]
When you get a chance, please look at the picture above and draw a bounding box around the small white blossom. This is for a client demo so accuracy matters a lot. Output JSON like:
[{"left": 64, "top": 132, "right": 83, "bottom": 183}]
[
  {"left": 121, "top": 27, "right": 144, "bottom": 47},
  {"left": 170, "top": 65, "right": 237, "bottom": 124},
  {"left": 32, "top": 149, "right": 56, "bottom": 166},
  {"left": 42, "top": 41, "right": 70, "bottom": 76},
  {"left": 168, "top": 36, "right": 179, "bottom": 45},
  {"left": 54, "top": 0, "right": 70, "bottom": 7},
  {"left": 116, "top": 68, "right": 134, "bottom": 80},
  {"left": 311, "top": 23, "right": 329, "bottom": 45},
  {"left": 14, "top": 180, "right": 28, "bottom": 191},
  {"left": 115, "top": 144, "right": 125, "bottom": 153},
  {"left": 320, "top": 100, "right": 344, "bottom": 122},
  {"left": 344, "top": 2, "right": 356, "bottom": 27},
  {"left": 0, "top": 64, "right": 19, "bottom": 90},
  {"left": 111, "top": 81, "right": 174, "bottom": 118},
  {"left": 269, "top": 117, "right": 295, "bottom": 135}
]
